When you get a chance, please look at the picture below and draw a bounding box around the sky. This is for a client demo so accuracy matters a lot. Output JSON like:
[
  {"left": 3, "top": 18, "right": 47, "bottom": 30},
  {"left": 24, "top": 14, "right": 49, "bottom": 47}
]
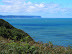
[{"left": 0, "top": 0, "right": 72, "bottom": 18}]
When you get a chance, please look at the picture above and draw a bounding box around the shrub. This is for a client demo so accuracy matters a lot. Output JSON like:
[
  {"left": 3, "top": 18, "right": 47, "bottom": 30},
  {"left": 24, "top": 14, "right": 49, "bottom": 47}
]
[{"left": 0, "top": 19, "right": 34, "bottom": 42}]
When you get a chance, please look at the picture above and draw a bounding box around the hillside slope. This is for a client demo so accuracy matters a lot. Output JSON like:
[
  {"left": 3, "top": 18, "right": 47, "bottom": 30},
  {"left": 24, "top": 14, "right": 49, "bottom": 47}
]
[{"left": 0, "top": 19, "right": 34, "bottom": 42}]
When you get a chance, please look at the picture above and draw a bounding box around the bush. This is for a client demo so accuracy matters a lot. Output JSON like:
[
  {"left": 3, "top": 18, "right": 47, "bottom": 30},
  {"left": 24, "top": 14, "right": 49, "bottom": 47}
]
[
  {"left": 0, "top": 19, "right": 34, "bottom": 42},
  {"left": 0, "top": 41, "right": 72, "bottom": 54}
]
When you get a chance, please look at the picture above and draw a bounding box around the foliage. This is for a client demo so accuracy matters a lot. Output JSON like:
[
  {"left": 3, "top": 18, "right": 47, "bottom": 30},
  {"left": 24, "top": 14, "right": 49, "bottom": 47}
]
[
  {"left": 0, "top": 19, "right": 34, "bottom": 42},
  {"left": 0, "top": 19, "right": 14, "bottom": 29},
  {"left": 0, "top": 40, "right": 72, "bottom": 54}
]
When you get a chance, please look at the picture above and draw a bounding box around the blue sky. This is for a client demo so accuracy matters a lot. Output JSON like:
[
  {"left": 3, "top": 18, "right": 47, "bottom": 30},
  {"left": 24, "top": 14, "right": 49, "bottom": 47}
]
[
  {"left": 0, "top": 0, "right": 72, "bottom": 18},
  {"left": 26, "top": 0, "right": 72, "bottom": 7}
]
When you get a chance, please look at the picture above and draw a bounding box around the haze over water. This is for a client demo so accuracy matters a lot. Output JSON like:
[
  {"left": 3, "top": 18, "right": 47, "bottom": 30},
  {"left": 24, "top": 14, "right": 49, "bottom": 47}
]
[{"left": 2, "top": 18, "right": 72, "bottom": 46}]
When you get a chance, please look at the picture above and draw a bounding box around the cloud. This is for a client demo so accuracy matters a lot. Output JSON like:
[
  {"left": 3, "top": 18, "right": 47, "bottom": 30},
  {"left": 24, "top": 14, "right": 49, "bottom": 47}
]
[{"left": 0, "top": 0, "right": 72, "bottom": 17}]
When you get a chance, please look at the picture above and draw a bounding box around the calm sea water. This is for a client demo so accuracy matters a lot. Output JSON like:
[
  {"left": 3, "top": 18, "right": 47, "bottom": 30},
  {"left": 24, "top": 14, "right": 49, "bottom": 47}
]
[{"left": 1, "top": 18, "right": 72, "bottom": 46}]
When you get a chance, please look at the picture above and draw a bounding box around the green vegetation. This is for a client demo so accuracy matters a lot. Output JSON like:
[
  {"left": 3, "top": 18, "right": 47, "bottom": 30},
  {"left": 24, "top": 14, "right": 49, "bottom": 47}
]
[
  {"left": 0, "top": 39, "right": 72, "bottom": 54},
  {"left": 0, "top": 19, "right": 72, "bottom": 54},
  {"left": 0, "top": 19, "right": 34, "bottom": 42}
]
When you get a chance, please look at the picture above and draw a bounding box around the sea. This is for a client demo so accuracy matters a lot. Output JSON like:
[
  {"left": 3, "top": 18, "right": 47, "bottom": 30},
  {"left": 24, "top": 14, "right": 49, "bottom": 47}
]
[{"left": 1, "top": 18, "right": 72, "bottom": 47}]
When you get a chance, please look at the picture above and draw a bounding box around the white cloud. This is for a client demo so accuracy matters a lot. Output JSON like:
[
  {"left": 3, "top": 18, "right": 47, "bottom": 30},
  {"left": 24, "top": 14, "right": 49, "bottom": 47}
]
[
  {"left": 35, "top": 4, "right": 45, "bottom": 8},
  {"left": 0, "top": 0, "right": 71, "bottom": 17}
]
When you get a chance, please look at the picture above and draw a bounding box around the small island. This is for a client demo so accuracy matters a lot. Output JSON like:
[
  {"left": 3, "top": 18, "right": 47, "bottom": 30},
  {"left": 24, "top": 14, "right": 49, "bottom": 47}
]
[{"left": 0, "top": 19, "right": 72, "bottom": 54}]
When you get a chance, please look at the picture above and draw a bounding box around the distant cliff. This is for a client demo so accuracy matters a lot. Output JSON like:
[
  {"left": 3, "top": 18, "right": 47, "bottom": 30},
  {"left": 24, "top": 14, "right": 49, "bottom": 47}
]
[{"left": 0, "top": 15, "right": 41, "bottom": 18}]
